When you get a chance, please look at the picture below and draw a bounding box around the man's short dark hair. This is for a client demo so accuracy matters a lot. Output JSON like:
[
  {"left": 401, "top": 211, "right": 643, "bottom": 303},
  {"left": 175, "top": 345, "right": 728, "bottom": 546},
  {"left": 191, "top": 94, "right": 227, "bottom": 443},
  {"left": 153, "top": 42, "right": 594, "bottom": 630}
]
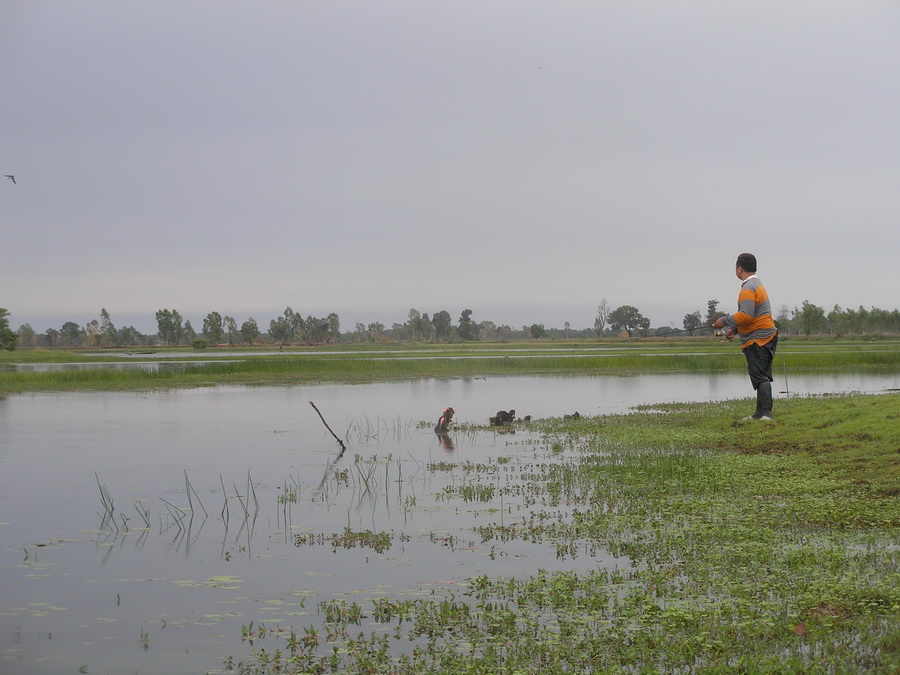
[{"left": 736, "top": 253, "right": 757, "bottom": 273}]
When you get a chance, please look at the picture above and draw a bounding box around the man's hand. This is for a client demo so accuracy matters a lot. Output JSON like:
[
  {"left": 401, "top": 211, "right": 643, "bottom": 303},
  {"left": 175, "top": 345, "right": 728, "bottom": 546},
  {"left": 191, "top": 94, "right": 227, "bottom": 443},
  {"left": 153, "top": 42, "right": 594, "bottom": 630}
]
[{"left": 711, "top": 317, "right": 735, "bottom": 341}]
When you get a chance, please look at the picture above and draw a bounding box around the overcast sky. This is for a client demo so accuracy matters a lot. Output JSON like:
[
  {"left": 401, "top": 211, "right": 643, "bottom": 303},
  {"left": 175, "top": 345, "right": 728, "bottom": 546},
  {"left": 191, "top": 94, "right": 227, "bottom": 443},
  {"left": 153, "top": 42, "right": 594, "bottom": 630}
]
[{"left": 3, "top": 2, "right": 899, "bottom": 335}]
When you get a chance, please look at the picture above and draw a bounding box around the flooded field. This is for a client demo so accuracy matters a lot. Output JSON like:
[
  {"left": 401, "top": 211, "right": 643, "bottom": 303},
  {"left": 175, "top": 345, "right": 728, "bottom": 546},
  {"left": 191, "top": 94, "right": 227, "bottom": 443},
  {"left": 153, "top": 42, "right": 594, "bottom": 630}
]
[{"left": 1, "top": 372, "right": 897, "bottom": 673}]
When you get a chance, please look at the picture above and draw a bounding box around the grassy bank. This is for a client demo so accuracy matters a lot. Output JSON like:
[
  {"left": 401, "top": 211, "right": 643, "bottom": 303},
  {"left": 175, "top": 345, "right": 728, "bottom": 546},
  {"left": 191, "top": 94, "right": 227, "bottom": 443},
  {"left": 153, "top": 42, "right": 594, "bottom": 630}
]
[
  {"left": 230, "top": 393, "right": 900, "bottom": 673},
  {"left": 2, "top": 337, "right": 899, "bottom": 393}
]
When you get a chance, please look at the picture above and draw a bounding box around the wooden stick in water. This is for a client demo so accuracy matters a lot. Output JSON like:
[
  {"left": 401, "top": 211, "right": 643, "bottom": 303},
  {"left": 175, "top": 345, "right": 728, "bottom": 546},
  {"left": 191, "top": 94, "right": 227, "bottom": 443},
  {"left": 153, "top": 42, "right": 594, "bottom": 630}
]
[{"left": 309, "top": 401, "right": 346, "bottom": 451}]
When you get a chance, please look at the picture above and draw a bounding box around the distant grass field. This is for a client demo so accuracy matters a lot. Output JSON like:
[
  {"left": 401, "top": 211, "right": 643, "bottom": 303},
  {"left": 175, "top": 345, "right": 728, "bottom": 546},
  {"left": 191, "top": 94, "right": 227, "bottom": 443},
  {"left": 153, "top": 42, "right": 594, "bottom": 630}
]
[{"left": 1, "top": 336, "right": 898, "bottom": 393}]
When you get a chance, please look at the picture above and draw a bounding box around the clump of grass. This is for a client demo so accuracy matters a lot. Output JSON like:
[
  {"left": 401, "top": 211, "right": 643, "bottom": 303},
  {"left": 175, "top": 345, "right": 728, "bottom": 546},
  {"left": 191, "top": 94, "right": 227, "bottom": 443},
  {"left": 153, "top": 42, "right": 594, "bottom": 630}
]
[{"left": 294, "top": 527, "right": 393, "bottom": 554}]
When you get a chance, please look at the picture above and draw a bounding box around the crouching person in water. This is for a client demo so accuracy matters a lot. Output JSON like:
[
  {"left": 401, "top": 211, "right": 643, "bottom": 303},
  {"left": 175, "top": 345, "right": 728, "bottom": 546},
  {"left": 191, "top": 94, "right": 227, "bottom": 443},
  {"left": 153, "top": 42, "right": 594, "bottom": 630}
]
[
  {"left": 435, "top": 407, "right": 455, "bottom": 433},
  {"left": 712, "top": 252, "right": 779, "bottom": 420}
]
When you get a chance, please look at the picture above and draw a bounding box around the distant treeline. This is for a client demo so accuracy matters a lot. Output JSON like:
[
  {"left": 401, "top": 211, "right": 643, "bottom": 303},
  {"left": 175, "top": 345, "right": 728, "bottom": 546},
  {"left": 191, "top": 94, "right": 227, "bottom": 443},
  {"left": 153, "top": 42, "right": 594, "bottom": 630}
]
[{"left": 5, "top": 300, "right": 900, "bottom": 350}]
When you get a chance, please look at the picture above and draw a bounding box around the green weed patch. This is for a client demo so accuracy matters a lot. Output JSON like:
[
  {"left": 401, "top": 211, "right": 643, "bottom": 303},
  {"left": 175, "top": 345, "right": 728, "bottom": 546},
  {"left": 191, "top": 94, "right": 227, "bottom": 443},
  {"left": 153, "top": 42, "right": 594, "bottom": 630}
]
[{"left": 227, "top": 393, "right": 899, "bottom": 674}]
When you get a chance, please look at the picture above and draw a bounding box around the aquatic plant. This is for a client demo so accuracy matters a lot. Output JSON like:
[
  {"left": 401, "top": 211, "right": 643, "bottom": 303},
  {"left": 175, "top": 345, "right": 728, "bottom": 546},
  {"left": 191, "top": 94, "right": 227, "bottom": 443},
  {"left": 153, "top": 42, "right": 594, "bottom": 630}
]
[{"left": 227, "top": 393, "right": 900, "bottom": 674}]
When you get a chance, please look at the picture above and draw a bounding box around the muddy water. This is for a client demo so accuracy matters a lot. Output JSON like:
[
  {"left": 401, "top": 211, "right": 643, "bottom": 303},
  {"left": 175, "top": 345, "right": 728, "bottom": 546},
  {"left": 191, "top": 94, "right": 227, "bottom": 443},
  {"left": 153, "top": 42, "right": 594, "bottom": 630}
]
[{"left": 0, "top": 372, "right": 896, "bottom": 674}]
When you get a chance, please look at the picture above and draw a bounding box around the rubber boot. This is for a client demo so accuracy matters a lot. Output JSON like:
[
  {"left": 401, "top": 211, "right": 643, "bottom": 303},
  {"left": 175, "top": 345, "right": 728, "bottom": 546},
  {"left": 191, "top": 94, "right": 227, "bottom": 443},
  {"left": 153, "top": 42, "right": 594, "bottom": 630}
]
[{"left": 754, "top": 381, "right": 773, "bottom": 420}]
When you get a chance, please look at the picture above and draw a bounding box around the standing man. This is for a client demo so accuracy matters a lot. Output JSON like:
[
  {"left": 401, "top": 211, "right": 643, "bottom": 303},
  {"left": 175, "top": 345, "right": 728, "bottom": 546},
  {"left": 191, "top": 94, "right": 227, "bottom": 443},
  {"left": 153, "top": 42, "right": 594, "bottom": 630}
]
[{"left": 712, "top": 253, "right": 778, "bottom": 420}]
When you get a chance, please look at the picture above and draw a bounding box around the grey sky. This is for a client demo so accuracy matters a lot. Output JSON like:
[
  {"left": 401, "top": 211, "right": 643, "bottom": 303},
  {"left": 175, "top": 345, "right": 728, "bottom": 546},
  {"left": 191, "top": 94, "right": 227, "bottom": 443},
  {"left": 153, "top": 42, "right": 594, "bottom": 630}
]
[{"left": 3, "top": 2, "right": 899, "bottom": 335}]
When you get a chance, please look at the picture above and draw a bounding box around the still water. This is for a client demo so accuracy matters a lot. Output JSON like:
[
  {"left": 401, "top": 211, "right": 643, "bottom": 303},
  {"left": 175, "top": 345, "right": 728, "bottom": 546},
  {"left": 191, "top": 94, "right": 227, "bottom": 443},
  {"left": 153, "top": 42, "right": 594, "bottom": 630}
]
[{"left": 0, "top": 372, "right": 896, "bottom": 674}]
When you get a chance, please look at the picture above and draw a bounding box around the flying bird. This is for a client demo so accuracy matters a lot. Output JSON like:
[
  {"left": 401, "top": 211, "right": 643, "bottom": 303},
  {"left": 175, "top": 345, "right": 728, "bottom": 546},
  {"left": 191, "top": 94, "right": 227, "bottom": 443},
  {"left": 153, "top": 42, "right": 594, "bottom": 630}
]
[{"left": 4, "top": 175, "right": 15, "bottom": 184}]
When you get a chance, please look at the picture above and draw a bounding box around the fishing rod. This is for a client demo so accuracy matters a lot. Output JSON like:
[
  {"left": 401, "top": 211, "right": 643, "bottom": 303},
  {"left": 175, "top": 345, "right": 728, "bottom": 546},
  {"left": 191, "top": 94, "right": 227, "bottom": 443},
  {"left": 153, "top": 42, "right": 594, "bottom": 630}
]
[{"left": 651, "top": 326, "right": 720, "bottom": 338}]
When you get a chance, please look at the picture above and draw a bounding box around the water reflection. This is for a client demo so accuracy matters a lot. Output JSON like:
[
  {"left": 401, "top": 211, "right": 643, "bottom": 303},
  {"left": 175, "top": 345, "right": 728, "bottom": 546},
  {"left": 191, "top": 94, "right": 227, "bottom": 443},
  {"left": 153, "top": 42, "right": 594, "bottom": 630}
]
[
  {"left": 0, "top": 359, "right": 236, "bottom": 373},
  {"left": 436, "top": 431, "right": 455, "bottom": 453}
]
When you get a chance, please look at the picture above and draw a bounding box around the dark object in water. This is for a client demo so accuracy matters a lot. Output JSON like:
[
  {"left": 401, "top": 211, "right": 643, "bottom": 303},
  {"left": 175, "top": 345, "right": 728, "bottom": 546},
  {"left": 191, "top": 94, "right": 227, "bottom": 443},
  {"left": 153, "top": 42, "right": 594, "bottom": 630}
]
[
  {"left": 489, "top": 409, "right": 516, "bottom": 425},
  {"left": 310, "top": 400, "right": 346, "bottom": 452},
  {"left": 563, "top": 412, "right": 581, "bottom": 420},
  {"left": 435, "top": 406, "right": 455, "bottom": 433}
]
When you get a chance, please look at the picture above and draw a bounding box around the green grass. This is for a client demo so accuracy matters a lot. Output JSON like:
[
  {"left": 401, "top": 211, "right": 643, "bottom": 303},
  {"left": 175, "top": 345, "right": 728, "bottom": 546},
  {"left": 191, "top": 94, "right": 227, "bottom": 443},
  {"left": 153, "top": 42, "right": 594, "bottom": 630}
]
[
  {"left": 2, "top": 337, "right": 899, "bottom": 393},
  {"left": 227, "top": 393, "right": 900, "bottom": 674}
]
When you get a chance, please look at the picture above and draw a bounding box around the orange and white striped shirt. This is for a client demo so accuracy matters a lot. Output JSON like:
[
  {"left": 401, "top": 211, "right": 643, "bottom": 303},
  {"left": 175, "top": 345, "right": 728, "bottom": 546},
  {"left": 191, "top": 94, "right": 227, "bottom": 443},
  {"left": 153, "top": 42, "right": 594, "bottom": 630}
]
[{"left": 723, "top": 275, "right": 777, "bottom": 349}]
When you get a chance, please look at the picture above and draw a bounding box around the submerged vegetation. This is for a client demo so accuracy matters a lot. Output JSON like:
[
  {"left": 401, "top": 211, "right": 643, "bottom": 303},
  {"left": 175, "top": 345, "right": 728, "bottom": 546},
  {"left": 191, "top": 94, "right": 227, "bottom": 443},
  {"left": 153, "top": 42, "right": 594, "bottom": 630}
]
[
  {"left": 225, "top": 393, "right": 900, "bottom": 674},
  {"left": 1, "top": 336, "right": 899, "bottom": 393}
]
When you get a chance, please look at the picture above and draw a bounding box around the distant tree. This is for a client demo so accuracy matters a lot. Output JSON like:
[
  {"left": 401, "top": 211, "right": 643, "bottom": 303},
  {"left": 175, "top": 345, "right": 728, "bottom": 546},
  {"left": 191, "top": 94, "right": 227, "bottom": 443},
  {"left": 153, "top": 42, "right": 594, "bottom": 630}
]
[
  {"left": 849, "top": 307, "right": 864, "bottom": 334},
  {"left": 327, "top": 313, "right": 341, "bottom": 343},
  {"left": 269, "top": 316, "right": 291, "bottom": 345},
  {"left": 354, "top": 322, "right": 367, "bottom": 342},
  {"left": 172, "top": 311, "right": 185, "bottom": 344},
  {"left": 308, "top": 316, "right": 330, "bottom": 343},
  {"left": 288, "top": 307, "right": 305, "bottom": 342},
  {"left": 419, "top": 313, "right": 434, "bottom": 341},
  {"left": 457, "top": 309, "right": 477, "bottom": 341},
  {"left": 271, "top": 307, "right": 303, "bottom": 344},
  {"left": 609, "top": 305, "right": 650, "bottom": 336},
  {"left": 776, "top": 304, "right": 793, "bottom": 334},
  {"left": 240, "top": 317, "right": 260, "bottom": 345},
  {"left": 856, "top": 305, "right": 871, "bottom": 333},
  {"left": 156, "top": 310, "right": 174, "bottom": 345},
  {"left": 155, "top": 309, "right": 185, "bottom": 346},
  {"left": 827, "top": 305, "right": 849, "bottom": 336},
  {"left": 594, "top": 299, "right": 610, "bottom": 338},
  {"left": 564, "top": 321, "right": 571, "bottom": 338},
  {"left": 682, "top": 311, "right": 703, "bottom": 336},
  {"left": 389, "top": 322, "right": 406, "bottom": 340},
  {"left": 705, "top": 300, "right": 720, "bottom": 330},
  {"left": 60, "top": 321, "right": 81, "bottom": 347},
  {"left": 183, "top": 320, "right": 197, "bottom": 344},
  {"left": 407, "top": 309, "right": 421, "bottom": 341},
  {"left": 203, "top": 312, "right": 224, "bottom": 344},
  {"left": 432, "top": 311, "right": 452, "bottom": 340},
  {"left": 44, "top": 327, "right": 59, "bottom": 347},
  {"left": 865, "top": 307, "right": 885, "bottom": 333},
  {"left": 85, "top": 319, "right": 101, "bottom": 347},
  {"left": 479, "top": 320, "right": 498, "bottom": 340},
  {"left": 116, "top": 325, "right": 144, "bottom": 346},
  {"left": 529, "top": 323, "right": 547, "bottom": 339},
  {"left": 224, "top": 316, "right": 239, "bottom": 345},
  {"left": 17, "top": 323, "right": 35, "bottom": 348},
  {"left": 100, "top": 308, "right": 117, "bottom": 347},
  {"left": 796, "top": 300, "right": 826, "bottom": 336},
  {"left": 869, "top": 307, "right": 899, "bottom": 333},
  {"left": 0, "top": 308, "right": 17, "bottom": 351},
  {"left": 270, "top": 307, "right": 302, "bottom": 343},
  {"left": 300, "top": 315, "right": 315, "bottom": 343},
  {"left": 367, "top": 322, "right": 385, "bottom": 341},
  {"left": 836, "top": 304, "right": 900, "bottom": 334}
]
